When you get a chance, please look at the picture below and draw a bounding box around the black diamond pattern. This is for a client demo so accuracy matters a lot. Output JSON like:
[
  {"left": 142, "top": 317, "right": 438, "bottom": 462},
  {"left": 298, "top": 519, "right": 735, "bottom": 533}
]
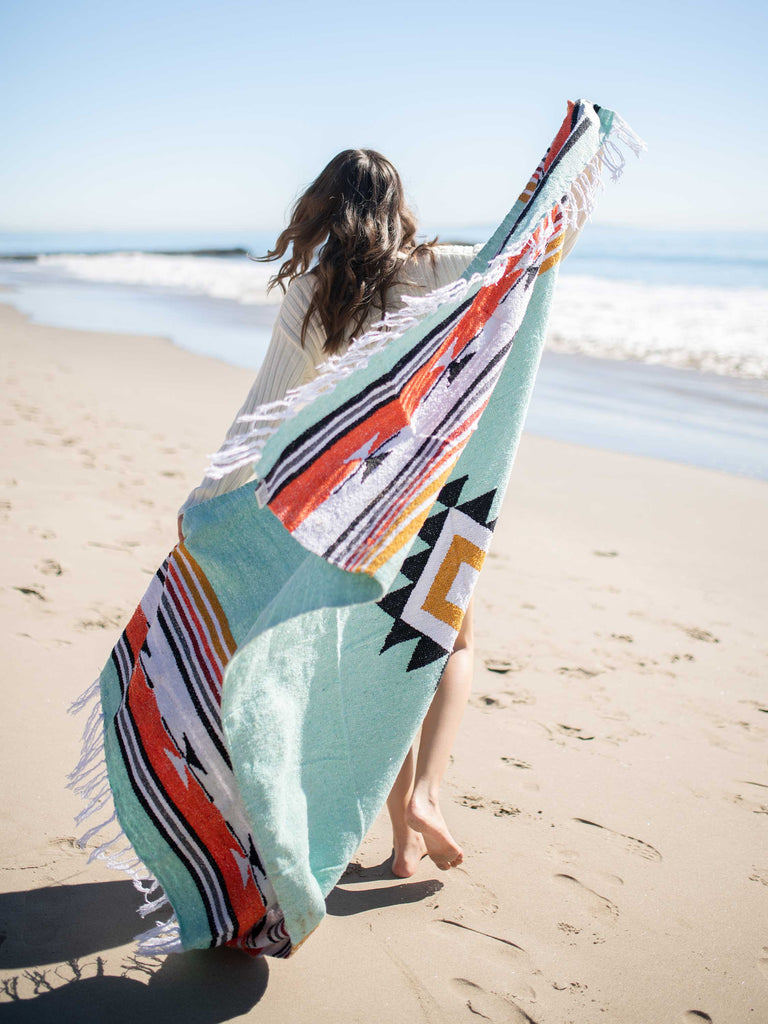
[{"left": 376, "top": 475, "right": 498, "bottom": 673}]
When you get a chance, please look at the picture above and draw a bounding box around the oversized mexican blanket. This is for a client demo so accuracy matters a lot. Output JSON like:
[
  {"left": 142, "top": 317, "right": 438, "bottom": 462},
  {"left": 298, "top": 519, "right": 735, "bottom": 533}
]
[{"left": 70, "top": 100, "right": 642, "bottom": 957}]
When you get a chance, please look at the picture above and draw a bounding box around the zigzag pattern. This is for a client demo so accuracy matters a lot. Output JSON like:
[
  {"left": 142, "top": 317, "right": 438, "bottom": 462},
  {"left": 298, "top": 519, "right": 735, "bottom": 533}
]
[{"left": 378, "top": 476, "right": 497, "bottom": 671}]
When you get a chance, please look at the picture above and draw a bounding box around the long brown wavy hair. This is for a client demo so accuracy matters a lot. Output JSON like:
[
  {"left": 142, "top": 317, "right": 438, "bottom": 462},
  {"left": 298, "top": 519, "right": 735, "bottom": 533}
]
[{"left": 255, "top": 149, "right": 434, "bottom": 354}]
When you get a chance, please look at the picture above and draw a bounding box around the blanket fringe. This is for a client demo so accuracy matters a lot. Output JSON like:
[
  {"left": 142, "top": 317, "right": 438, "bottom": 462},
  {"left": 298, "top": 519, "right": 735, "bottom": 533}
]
[
  {"left": 202, "top": 108, "right": 645, "bottom": 488},
  {"left": 203, "top": 245, "right": 513, "bottom": 482},
  {"left": 67, "top": 680, "right": 183, "bottom": 955}
]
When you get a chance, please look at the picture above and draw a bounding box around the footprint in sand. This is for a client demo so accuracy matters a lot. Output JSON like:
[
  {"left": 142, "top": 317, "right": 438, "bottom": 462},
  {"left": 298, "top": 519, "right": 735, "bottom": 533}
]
[
  {"left": 12, "top": 401, "right": 41, "bottom": 422},
  {"left": 471, "top": 690, "right": 534, "bottom": 710},
  {"left": 676, "top": 624, "right": 720, "bottom": 644},
  {"left": 450, "top": 978, "right": 539, "bottom": 1022},
  {"left": 548, "top": 843, "right": 579, "bottom": 865},
  {"left": 500, "top": 759, "right": 540, "bottom": 792},
  {"left": 435, "top": 919, "right": 541, "bottom": 1013},
  {"left": 483, "top": 657, "right": 526, "bottom": 675},
  {"left": 16, "top": 633, "right": 72, "bottom": 649},
  {"left": 434, "top": 919, "right": 532, "bottom": 963},
  {"left": 471, "top": 694, "right": 505, "bottom": 709},
  {"left": 739, "top": 699, "right": 768, "bottom": 716},
  {"left": 491, "top": 802, "right": 520, "bottom": 818},
  {"left": 37, "top": 558, "right": 63, "bottom": 576},
  {"left": 77, "top": 610, "right": 125, "bottom": 630},
  {"left": 48, "top": 836, "right": 82, "bottom": 854},
  {"left": 13, "top": 585, "right": 47, "bottom": 602},
  {"left": 555, "top": 724, "right": 595, "bottom": 741},
  {"left": 554, "top": 874, "right": 619, "bottom": 920},
  {"left": 28, "top": 525, "right": 56, "bottom": 540},
  {"left": 557, "top": 921, "right": 581, "bottom": 936},
  {"left": 725, "top": 782, "right": 768, "bottom": 815},
  {"left": 506, "top": 690, "right": 535, "bottom": 706},
  {"left": 758, "top": 948, "right": 768, "bottom": 981},
  {"left": 547, "top": 844, "right": 624, "bottom": 888},
  {"left": 455, "top": 795, "right": 521, "bottom": 818},
  {"left": 485, "top": 658, "right": 511, "bottom": 674},
  {"left": 573, "top": 818, "right": 662, "bottom": 862}
]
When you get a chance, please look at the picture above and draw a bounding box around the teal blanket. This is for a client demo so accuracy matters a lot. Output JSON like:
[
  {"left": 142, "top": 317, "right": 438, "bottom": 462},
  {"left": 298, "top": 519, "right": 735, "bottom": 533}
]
[{"left": 69, "top": 100, "right": 642, "bottom": 956}]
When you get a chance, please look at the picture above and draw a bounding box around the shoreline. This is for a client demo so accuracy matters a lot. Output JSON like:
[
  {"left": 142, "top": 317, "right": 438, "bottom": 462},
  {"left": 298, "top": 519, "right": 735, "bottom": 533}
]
[
  {"left": 2, "top": 277, "right": 767, "bottom": 482},
  {"left": 1, "top": 303, "right": 767, "bottom": 1021}
]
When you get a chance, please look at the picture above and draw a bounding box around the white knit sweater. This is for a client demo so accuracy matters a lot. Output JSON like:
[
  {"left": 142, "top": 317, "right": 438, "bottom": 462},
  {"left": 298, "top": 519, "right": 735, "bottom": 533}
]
[{"left": 179, "top": 244, "right": 482, "bottom": 513}]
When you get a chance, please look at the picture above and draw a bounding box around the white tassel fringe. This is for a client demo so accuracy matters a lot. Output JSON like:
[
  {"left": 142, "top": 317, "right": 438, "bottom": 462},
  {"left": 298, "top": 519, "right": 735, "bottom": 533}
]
[{"left": 67, "top": 680, "right": 183, "bottom": 955}]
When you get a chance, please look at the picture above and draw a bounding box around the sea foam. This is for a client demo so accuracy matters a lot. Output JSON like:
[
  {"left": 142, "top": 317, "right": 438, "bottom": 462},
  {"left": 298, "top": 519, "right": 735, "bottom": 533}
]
[
  {"left": 550, "top": 275, "right": 768, "bottom": 379},
  {"left": 32, "top": 252, "right": 768, "bottom": 379},
  {"left": 37, "top": 252, "right": 281, "bottom": 305}
]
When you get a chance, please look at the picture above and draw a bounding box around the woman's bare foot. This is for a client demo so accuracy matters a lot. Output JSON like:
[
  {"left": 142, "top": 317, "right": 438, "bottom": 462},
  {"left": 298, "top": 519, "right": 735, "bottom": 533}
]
[
  {"left": 406, "top": 789, "right": 463, "bottom": 870},
  {"left": 391, "top": 827, "right": 428, "bottom": 878}
]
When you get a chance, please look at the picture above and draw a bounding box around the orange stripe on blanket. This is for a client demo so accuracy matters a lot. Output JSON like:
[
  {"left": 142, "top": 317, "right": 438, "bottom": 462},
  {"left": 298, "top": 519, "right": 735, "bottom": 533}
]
[
  {"left": 125, "top": 603, "right": 149, "bottom": 660},
  {"left": 539, "top": 212, "right": 565, "bottom": 274},
  {"left": 349, "top": 459, "right": 456, "bottom": 573},
  {"left": 539, "top": 250, "right": 562, "bottom": 275},
  {"left": 357, "top": 405, "right": 484, "bottom": 561},
  {"left": 175, "top": 545, "right": 237, "bottom": 664},
  {"left": 268, "top": 398, "right": 410, "bottom": 531},
  {"left": 362, "top": 465, "right": 455, "bottom": 575},
  {"left": 166, "top": 564, "right": 226, "bottom": 698},
  {"left": 127, "top": 661, "right": 267, "bottom": 937},
  {"left": 542, "top": 101, "right": 576, "bottom": 175},
  {"left": 358, "top": 406, "right": 485, "bottom": 574}
]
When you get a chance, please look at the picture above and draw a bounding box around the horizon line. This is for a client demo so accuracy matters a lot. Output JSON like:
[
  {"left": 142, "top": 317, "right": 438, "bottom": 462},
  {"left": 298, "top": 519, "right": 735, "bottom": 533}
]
[{"left": 2, "top": 223, "right": 768, "bottom": 237}]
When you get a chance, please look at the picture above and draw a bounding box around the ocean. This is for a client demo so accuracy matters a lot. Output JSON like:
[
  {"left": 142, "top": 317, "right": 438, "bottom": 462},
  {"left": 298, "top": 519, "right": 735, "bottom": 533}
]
[{"left": 1, "top": 226, "right": 767, "bottom": 480}]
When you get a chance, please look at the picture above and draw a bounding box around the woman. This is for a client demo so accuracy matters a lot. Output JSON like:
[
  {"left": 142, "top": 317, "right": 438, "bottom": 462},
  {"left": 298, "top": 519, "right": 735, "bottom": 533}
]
[{"left": 178, "top": 149, "right": 479, "bottom": 879}]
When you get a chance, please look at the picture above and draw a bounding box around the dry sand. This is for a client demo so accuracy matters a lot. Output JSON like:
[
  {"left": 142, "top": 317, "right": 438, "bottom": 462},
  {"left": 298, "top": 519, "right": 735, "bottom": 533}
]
[{"left": 1, "top": 299, "right": 767, "bottom": 1023}]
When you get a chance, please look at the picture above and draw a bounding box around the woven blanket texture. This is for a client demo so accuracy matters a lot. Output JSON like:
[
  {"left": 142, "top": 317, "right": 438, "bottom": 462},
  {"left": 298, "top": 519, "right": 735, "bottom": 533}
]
[{"left": 69, "top": 100, "right": 642, "bottom": 957}]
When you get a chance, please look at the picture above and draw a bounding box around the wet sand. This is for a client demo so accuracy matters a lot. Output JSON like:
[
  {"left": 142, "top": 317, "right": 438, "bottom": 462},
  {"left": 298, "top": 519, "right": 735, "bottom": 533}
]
[
  {"left": 1, "top": 301, "right": 767, "bottom": 1022},
  {"left": 3, "top": 268, "right": 768, "bottom": 482}
]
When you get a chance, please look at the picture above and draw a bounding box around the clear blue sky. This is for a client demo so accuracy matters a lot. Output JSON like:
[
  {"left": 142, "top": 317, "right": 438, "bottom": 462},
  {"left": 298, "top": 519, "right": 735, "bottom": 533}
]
[{"left": 2, "top": 0, "right": 766, "bottom": 233}]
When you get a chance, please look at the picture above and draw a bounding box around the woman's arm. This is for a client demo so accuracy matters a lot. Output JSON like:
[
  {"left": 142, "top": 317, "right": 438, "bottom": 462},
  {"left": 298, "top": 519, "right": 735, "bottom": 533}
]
[{"left": 429, "top": 244, "right": 483, "bottom": 288}]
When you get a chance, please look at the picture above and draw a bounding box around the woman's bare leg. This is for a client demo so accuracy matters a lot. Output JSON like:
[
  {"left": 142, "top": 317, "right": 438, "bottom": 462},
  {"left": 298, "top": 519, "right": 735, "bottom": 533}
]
[
  {"left": 388, "top": 600, "right": 474, "bottom": 876},
  {"left": 387, "top": 745, "right": 427, "bottom": 877}
]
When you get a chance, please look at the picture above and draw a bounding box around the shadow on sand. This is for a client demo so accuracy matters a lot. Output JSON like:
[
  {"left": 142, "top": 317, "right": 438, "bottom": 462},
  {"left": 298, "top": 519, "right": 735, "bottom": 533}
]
[
  {"left": 0, "top": 864, "right": 442, "bottom": 1020},
  {"left": 0, "top": 880, "right": 268, "bottom": 1023},
  {"left": 327, "top": 858, "right": 443, "bottom": 917}
]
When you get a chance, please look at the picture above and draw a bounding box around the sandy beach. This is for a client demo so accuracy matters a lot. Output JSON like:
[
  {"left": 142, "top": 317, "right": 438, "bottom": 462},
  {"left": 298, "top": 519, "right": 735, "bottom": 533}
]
[{"left": 1, "top": 298, "right": 767, "bottom": 1022}]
